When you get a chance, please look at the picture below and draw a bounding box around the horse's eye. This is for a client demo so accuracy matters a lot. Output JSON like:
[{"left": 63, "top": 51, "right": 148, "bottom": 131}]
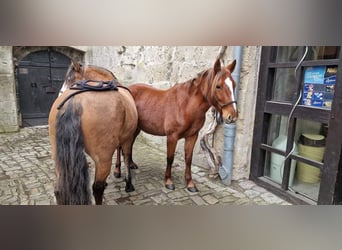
[{"left": 216, "top": 85, "right": 222, "bottom": 89}]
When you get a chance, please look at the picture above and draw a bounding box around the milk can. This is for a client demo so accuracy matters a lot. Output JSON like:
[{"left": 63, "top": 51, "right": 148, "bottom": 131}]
[{"left": 296, "top": 134, "right": 325, "bottom": 183}]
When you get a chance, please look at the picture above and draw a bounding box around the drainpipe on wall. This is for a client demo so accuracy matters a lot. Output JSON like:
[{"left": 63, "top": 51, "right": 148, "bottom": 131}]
[{"left": 219, "top": 46, "right": 243, "bottom": 185}]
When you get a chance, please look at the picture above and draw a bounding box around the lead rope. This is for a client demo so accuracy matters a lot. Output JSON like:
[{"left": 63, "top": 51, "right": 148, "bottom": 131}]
[
  {"left": 285, "top": 46, "right": 309, "bottom": 162},
  {"left": 200, "top": 46, "right": 228, "bottom": 177},
  {"left": 279, "top": 46, "right": 309, "bottom": 190}
]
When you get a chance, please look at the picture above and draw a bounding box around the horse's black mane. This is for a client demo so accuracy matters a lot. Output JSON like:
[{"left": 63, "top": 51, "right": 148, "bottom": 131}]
[
  {"left": 64, "top": 63, "right": 76, "bottom": 82},
  {"left": 64, "top": 63, "right": 117, "bottom": 82},
  {"left": 87, "top": 65, "right": 117, "bottom": 79}
]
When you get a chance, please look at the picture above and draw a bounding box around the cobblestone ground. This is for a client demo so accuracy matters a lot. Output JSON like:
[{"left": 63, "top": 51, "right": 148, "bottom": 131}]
[{"left": 0, "top": 127, "right": 291, "bottom": 205}]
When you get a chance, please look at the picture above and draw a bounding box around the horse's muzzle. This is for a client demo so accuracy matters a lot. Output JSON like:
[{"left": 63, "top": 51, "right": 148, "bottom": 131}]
[{"left": 224, "top": 115, "right": 235, "bottom": 124}]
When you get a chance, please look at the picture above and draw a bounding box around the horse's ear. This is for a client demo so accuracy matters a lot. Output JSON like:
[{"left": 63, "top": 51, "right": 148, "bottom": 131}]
[
  {"left": 72, "top": 60, "right": 81, "bottom": 72},
  {"left": 226, "top": 59, "right": 236, "bottom": 73},
  {"left": 213, "top": 58, "right": 221, "bottom": 74}
]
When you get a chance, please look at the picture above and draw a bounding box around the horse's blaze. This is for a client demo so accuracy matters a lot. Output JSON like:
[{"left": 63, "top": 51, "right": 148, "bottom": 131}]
[{"left": 222, "top": 77, "right": 238, "bottom": 123}]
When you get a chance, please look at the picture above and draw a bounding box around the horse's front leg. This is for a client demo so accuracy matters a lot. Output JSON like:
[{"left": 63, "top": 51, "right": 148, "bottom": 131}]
[
  {"left": 121, "top": 142, "right": 135, "bottom": 193},
  {"left": 120, "top": 128, "right": 140, "bottom": 175},
  {"left": 184, "top": 134, "right": 199, "bottom": 192},
  {"left": 165, "top": 135, "right": 178, "bottom": 190},
  {"left": 114, "top": 145, "right": 138, "bottom": 179},
  {"left": 114, "top": 147, "right": 122, "bottom": 178},
  {"left": 127, "top": 128, "right": 141, "bottom": 170}
]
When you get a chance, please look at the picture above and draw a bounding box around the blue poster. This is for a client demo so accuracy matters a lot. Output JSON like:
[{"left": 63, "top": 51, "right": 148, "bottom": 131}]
[
  {"left": 302, "top": 66, "right": 337, "bottom": 108},
  {"left": 303, "top": 66, "right": 326, "bottom": 84}
]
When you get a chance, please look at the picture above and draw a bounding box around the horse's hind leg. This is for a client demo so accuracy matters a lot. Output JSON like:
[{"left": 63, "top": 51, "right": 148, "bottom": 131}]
[
  {"left": 92, "top": 159, "right": 112, "bottom": 205},
  {"left": 92, "top": 181, "right": 107, "bottom": 205}
]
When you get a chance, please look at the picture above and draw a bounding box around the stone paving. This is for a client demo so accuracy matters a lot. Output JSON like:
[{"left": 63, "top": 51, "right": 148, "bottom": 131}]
[{"left": 0, "top": 127, "right": 291, "bottom": 205}]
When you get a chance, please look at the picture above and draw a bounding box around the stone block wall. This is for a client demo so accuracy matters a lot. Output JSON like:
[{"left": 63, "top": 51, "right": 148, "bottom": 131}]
[
  {"left": 0, "top": 46, "right": 19, "bottom": 132},
  {"left": 86, "top": 46, "right": 261, "bottom": 180}
]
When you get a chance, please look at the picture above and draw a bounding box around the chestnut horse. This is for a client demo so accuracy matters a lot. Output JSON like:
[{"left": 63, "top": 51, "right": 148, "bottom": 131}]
[
  {"left": 115, "top": 58, "right": 238, "bottom": 192},
  {"left": 49, "top": 61, "right": 138, "bottom": 205}
]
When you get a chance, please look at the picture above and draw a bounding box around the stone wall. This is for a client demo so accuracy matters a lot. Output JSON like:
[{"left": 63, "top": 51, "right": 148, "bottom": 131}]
[
  {"left": 0, "top": 46, "right": 18, "bottom": 132},
  {"left": 86, "top": 46, "right": 225, "bottom": 85},
  {"left": 86, "top": 46, "right": 261, "bottom": 180}
]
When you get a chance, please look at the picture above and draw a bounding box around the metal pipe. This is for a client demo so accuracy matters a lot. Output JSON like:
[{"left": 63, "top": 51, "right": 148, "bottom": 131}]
[{"left": 219, "top": 46, "right": 243, "bottom": 185}]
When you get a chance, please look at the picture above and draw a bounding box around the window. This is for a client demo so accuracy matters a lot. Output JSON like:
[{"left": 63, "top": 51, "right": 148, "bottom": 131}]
[{"left": 250, "top": 46, "right": 342, "bottom": 204}]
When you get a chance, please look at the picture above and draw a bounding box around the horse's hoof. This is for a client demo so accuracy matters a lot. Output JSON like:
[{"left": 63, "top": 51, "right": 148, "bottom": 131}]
[
  {"left": 125, "top": 184, "right": 135, "bottom": 193},
  {"left": 130, "top": 163, "right": 138, "bottom": 169},
  {"left": 114, "top": 172, "right": 121, "bottom": 178},
  {"left": 165, "top": 183, "right": 175, "bottom": 190},
  {"left": 187, "top": 186, "right": 198, "bottom": 193}
]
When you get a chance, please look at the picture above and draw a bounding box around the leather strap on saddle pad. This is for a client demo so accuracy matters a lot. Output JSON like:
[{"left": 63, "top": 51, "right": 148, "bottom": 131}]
[
  {"left": 57, "top": 79, "right": 123, "bottom": 110},
  {"left": 70, "top": 79, "right": 119, "bottom": 91}
]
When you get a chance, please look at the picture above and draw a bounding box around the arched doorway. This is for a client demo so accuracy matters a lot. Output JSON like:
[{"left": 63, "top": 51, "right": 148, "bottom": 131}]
[{"left": 17, "top": 49, "right": 71, "bottom": 126}]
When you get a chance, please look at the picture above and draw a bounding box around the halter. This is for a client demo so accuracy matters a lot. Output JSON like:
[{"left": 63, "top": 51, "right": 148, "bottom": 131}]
[{"left": 216, "top": 99, "right": 237, "bottom": 108}]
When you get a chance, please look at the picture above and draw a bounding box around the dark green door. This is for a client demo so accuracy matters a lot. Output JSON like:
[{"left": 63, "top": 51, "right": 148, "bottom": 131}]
[{"left": 17, "top": 49, "right": 70, "bottom": 126}]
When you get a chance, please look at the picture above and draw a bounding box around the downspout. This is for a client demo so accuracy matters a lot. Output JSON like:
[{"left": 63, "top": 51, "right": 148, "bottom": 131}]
[{"left": 219, "top": 46, "right": 243, "bottom": 185}]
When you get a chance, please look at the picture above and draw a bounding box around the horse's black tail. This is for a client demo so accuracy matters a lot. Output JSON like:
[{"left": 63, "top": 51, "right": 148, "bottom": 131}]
[{"left": 55, "top": 99, "right": 91, "bottom": 205}]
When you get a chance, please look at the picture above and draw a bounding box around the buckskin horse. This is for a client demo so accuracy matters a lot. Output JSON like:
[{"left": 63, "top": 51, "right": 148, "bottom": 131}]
[
  {"left": 49, "top": 61, "right": 138, "bottom": 205},
  {"left": 115, "top": 58, "right": 238, "bottom": 192}
]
